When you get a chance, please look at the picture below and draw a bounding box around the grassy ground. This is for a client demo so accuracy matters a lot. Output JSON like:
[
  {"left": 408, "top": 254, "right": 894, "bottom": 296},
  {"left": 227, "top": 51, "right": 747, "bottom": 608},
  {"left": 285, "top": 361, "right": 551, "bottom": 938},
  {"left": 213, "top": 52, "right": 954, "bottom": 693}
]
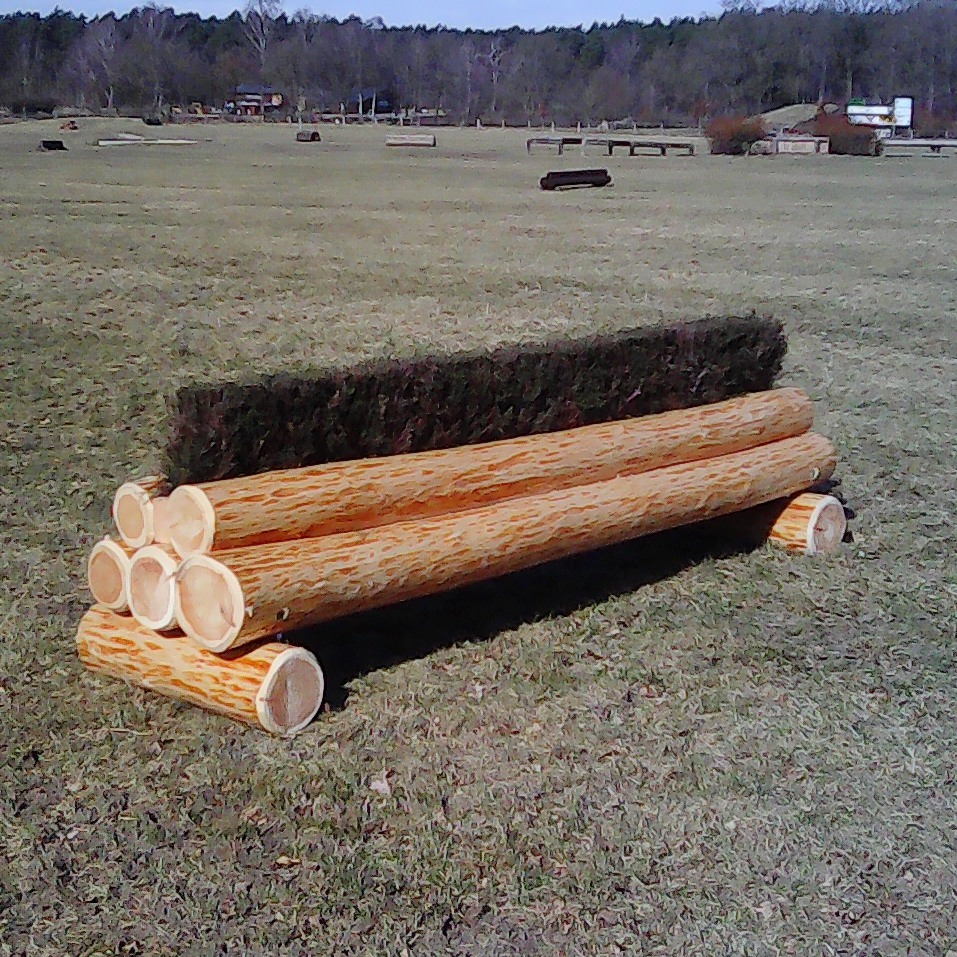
[{"left": 1, "top": 119, "right": 955, "bottom": 955}]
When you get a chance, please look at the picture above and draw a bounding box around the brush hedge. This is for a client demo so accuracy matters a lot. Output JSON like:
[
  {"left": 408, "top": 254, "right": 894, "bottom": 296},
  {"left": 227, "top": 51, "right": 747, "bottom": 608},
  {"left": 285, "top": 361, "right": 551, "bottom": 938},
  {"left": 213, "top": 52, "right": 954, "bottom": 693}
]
[{"left": 164, "top": 315, "right": 787, "bottom": 485}]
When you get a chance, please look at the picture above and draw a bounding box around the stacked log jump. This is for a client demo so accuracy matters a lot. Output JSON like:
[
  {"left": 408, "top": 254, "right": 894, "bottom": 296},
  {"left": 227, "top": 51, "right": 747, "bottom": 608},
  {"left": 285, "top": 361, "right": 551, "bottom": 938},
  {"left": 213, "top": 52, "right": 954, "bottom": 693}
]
[
  {"left": 540, "top": 168, "right": 612, "bottom": 190},
  {"left": 78, "top": 387, "right": 847, "bottom": 734}
]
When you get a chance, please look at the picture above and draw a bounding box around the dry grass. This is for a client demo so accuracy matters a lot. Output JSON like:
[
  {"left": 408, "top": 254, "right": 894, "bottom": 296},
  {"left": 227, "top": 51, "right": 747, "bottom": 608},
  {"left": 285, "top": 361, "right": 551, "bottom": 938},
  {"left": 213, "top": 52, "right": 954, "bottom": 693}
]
[{"left": 1, "top": 119, "right": 956, "bottom": 956}]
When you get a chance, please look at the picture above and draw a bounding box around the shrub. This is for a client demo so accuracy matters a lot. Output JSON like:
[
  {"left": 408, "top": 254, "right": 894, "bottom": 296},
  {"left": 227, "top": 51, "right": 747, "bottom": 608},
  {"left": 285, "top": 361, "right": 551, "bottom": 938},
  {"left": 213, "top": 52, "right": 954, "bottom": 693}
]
[
  {"left": 706, "top": 115, "right": 766, "bottom": 155},
  {"left": 164, "top": 316, "right": 787, "bottom": 485},
  {"left": 812, "top": 114, "right": 882, "bottom": 155}
]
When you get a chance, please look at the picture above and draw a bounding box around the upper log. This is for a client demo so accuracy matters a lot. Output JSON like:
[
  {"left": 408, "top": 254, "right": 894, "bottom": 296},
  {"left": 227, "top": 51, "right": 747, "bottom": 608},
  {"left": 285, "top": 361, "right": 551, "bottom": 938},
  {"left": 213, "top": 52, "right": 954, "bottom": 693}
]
[
  {"left": 127, "top": 544, "right": 181, "bottom": 632},
  {"left": 175, "top": 431, "right": 836, "bottom": 652},
  {"left": 113, "top": 475, "right": 170, "bottom": 548},
  {"left": 76, "top": 605, "right": 324, "bottom": 735},
  {"left": 166, "top": 388, "right": 814, "bottom": 558}
]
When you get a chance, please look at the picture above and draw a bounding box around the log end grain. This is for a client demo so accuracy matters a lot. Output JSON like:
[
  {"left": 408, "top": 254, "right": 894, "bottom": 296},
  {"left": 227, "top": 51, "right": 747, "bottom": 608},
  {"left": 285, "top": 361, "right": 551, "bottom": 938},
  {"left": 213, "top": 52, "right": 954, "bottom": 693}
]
[
  {"left": 771, "top": 492, "right": 847, "bottom": 555},
  {"left": 175, "top": 554, "right": 244, "bottom": 652},
  {"left": 167, "top": 484, "right": 217, "bottom": 557},
  {"left": 152, "top": 496, "right": 172, "bottom": 545},
  {"left": 128, "top": 544, "right": 180, "bottom": 631},
  {"left": 257, "top": 647, "right": 325, "bottom": 735},
  {"left": 87, "top": 538, "right": 132, "bottom": 613}
]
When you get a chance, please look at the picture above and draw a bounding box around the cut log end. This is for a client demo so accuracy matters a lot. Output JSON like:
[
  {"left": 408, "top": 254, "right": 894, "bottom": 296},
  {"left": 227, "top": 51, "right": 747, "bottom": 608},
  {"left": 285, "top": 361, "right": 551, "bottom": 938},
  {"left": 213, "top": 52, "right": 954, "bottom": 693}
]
[
  {"left": 152, "top": 496, "right": 172, "bottom": 545},
  {"left": 175, "top": 554, "right": 244, "bottom": 652},
  {"left": 128, "top": 545, "right": 180, "bottom": 631},
  {"left": 168, "top": 485, "right": 216, "bottom": 557},
  {"left": 791, "top": 493, "right": 847, "bottom": 555},
  {"left": 256, "top": 647, "right": 325, "bottom": 735},
  {"left": 113, "top": 482, "right": 154, "bottom": 548},
  {"left": 87, "top": 538, "right": 131, "bottom": 612}
]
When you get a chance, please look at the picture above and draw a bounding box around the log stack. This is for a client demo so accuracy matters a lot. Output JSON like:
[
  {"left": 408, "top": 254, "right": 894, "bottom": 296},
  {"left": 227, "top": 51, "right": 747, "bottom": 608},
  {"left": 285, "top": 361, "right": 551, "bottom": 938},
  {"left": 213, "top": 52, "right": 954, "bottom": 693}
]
[{"left": 77, "top": 388, "right": 848, "bottom": 734}]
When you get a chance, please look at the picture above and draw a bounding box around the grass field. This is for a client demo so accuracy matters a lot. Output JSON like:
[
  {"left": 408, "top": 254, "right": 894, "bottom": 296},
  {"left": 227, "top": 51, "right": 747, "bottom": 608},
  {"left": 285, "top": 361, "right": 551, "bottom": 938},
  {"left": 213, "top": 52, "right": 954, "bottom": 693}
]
[{"left": 1, "top": 119, "right": 955, "bottom": 955}]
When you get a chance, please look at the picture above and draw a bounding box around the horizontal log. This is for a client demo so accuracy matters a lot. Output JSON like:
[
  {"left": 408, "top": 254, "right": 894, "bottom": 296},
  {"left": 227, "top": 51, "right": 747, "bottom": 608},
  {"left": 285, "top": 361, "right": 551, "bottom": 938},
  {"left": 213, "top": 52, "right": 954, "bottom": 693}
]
[
  {"left": 76, "top": 605, "right": 324, "bottom": 735},
  {"left": 113, "top": 475, "right": 170, "bottom": 548},
  {"left": 166, "top": 388, "right": 814, "bottom": 557},
  {"left": 175, "top": 432, "right": 836, "bottom": 652},
  {"left": 540, "top": 169, "right": 611, "bottom": 190},
  {"left": 729, "top": 492, "right": 847, "bottom": 555},
  {"left": 386, "top": 133, "right": 436, "bottom": 146},
  {"left": 87, "top": 538, "right": 134, "bottom": 613},
  {"left": 128, "top": 544, "right": 181, "bottom": 632}
]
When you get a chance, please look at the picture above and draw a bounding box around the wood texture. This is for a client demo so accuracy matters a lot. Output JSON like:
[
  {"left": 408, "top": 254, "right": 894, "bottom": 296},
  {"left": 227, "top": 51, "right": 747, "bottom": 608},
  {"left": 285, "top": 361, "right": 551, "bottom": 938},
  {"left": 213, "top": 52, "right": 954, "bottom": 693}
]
[
  {"left": 75, "top": 605, "right": 324, "bottom": 735},
  {"left": 113, "top": 475, "right": 169, "bottom": 549},
  {"left": 127, "top": 544, "right": 181, "bottom": 632},
  {"left": 167, "top": 388, "right": 814, "bottom": 557},
  {"left": 386, "top": 133, "right": 436, "bottom": 146},
  {"left": 86, "top": 538, "right": 134, "bottom": 613},
  {"left": 175, "top": 431, "right": 836, "bottom": 651},
  {"left": 746, "top": 492, "right": 847, "bottom": 554}
]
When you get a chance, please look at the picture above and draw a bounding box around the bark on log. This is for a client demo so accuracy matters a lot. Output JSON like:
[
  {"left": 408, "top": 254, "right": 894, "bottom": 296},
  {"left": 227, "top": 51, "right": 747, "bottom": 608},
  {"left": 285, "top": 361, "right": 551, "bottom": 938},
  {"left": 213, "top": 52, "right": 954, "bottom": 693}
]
[
  {"left": 113, "top": 475, "right": 169, "bottom": 548},
  {"left": 175, "top": 431, "right": 836, "bottom": 652},
  {"left": 128, "top": 544, "right": 181, "bottom": 632},
  {"left": 730, "top": 492, "right": 847, "bottom": 555},
  {"left": 167, "top": 388, "right": 814, "bottom": 558},
  {"left": 76, "top": 605, "right": 324, "bottom": 735},
  {"left": 87, "top": 538, "right": 134, "bottom": 613}
]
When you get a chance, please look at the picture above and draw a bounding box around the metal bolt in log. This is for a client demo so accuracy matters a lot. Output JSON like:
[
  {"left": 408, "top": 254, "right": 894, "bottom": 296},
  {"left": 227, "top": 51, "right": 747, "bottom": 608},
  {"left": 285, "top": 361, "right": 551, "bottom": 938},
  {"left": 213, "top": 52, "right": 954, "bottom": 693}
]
[
  {"left": 175, "top": 432, "right": 836, "bottom": 653},
  {"left": 166, "top": 389, "right": 815, "bottom": 558},
  {"left": 76, "top": 605, "right": 324, "bottom": 735}
]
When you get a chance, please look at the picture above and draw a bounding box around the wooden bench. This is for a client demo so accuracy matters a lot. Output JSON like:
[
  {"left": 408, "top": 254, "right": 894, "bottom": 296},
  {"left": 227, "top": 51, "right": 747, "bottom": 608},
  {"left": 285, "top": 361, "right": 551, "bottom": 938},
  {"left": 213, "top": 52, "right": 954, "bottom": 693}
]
[
  {"left": 585, "top": 137, "right": 696, "bottom": 157},
  {"left": 526, "top": 136, "right": 584, "bottom": 155}
]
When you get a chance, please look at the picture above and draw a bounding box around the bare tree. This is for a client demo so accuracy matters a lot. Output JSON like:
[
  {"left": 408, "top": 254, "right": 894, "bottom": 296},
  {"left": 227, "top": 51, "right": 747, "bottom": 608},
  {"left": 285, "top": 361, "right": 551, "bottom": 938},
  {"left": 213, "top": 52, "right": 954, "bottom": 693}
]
[{"left": 243, "top": 0, "right": 282, "bottom": 72}]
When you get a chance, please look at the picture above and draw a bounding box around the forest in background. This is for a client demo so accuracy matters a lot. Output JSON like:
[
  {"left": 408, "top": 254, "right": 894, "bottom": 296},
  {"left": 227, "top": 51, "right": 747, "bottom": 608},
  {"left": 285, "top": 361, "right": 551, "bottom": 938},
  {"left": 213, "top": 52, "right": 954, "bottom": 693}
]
[{"left": 2, "top": 0, "right": 956, "bottom": 127}]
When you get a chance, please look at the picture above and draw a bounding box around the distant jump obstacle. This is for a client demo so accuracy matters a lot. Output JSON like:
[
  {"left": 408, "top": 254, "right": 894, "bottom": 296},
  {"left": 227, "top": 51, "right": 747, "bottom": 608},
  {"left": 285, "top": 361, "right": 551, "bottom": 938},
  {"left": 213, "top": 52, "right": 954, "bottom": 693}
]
[
  {"left": 527, "top": 135, "right": 695, "bottom": 156},
  {"left": 296, "top": 130, "right": 321, "bottom": 142},
  {"left": 386, "top": 133, "right": 437, "bottom": 147},
  {"left": 540, "top": 168, "right": 612, "bottom": 190}
]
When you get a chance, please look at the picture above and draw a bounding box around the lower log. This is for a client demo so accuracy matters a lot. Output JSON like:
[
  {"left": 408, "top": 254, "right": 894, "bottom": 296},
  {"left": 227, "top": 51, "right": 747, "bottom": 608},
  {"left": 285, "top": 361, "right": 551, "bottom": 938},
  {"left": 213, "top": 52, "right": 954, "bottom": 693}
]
[
  {"left": 75, "top": 605, "right": 324, "bottom": 735},
  {"left": 175, "top": 432, "right": 835, "bottom": 652},
  {"left": 87, "top": 538, "right": 134, "bottom": 613},
  {"left": 127, "top": 544, "right": 180, "bottom": 632},
  {"left": 724, "top": 492, "right": 847, "bottom": 555}
]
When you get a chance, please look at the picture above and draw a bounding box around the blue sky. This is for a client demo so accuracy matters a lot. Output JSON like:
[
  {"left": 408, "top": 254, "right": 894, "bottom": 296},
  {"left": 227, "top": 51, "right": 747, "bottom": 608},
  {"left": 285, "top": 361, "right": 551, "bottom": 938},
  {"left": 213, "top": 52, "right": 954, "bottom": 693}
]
[{"left": 1, "top": 0, "right": 725, "bottom": 30}]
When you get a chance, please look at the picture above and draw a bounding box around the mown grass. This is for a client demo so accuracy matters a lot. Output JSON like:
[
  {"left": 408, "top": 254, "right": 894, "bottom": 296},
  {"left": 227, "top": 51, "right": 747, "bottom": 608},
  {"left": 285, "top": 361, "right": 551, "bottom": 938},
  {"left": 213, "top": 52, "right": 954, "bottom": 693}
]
[{"left": 1, "top": 119, "right": 955, "bottom": 955}]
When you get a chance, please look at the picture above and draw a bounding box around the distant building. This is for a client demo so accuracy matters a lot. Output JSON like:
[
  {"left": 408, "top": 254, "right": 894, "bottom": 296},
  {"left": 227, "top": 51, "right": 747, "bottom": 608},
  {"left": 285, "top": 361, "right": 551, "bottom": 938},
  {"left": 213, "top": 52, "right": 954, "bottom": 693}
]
[{"left": 227, "top": 83, "right": 284, "bottom": 117}]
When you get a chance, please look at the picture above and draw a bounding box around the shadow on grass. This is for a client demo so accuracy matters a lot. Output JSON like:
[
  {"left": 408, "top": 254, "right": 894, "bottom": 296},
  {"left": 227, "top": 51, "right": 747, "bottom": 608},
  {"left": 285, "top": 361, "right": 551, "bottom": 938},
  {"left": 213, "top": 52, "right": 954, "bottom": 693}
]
[{"left": 287, "top": 526, "right": 758, "bottom": 709}]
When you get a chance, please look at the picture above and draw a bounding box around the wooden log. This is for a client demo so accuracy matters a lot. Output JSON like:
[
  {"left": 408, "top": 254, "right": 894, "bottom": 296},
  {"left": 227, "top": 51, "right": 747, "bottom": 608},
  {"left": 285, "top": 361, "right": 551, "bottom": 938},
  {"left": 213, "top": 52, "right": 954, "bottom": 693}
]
[
  {"left": 86, "top": 538, "right": 134, "bottom": 613},
  {"left": 175, "top": 432, "right": 836, "bottom": 652},
  {"left": 127, "top": 544, "right": 181, "bottom": 632},
  {"left": 728, "top": 492, "right": 847, "bottom": 555},
  {"left": 152, "top": 496, "right": 172, "bottom": 545},
  {"left": 540, "top": 168, "right": 612, "bottom": 190},
  {"left": 386, "top": 133, "right": 436, "bottom": 147},
  {"left": 295, "top": 129, "right": 321, "bottom": 142},
  {"left": 76, "top": 606, "right": 324, "bottom": 735},
  {"left": 166, "top": 388, "right": 815, "bottom": 558},
  {"left": 113, "top": 475, "right": 169, "bottom": 548}
]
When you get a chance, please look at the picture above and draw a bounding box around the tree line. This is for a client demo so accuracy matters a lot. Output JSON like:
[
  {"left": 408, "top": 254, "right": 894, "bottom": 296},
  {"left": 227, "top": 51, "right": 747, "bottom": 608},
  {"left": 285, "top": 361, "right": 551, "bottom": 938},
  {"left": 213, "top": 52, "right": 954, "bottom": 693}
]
[{"left": 2, "top": 0, "right": 956, "bottom": 127}]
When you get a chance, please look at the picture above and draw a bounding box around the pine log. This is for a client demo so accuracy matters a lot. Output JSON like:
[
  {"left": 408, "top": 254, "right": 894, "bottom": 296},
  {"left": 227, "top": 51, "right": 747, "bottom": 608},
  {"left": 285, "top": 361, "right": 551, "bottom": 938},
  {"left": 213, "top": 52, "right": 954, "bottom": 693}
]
[
  {"left": 731, "top": 492, "right": 847, "bottom": 555},
  {"left": 152, "top": 496, "right": 172, "bottom": 545},
  {"left": 127, "top": 544, "right": 181, "bottom": 632},
  {"left": 113, "top": 475, "right": 170, "bottom": 548},
  {"left": 175, "top": 432, "right": 836, "bottom": 652},
  {"left": 166, "top": 388, "right": 814, "bottom": 558},
  {"left": 76, "top": 605, "right": 324, "bottom": 735},
  {"left": 86, "top": 538, "right": 134, "bottom": 613}
]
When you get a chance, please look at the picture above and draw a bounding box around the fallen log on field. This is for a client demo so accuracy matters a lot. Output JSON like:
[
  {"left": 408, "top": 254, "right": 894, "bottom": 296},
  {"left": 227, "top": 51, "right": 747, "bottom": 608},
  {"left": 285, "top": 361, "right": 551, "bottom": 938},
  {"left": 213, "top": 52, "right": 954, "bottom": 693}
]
[
  {"left": 127, "top": 544, "right": 181, "bottom": 632},
  {"left": 540, "top": 168, "right": 611, "bottom": 190},
  {"left": 175, "top": 431, "right": 835, "bottom": 652},
  {"left": 87, "top": 538, "right": 134, "bottom": 613},
  {"left": 296, "top": 130, "right": 321, "bottom": 142},
  {"left": 76, "top": 605, "right": 324, "bottom": 735},
  {"left": 166, "top": 388, "right": 814, "bottom": 557},
  {"left": 113, "top": 475, "right": 171, "bottom": 548}
]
